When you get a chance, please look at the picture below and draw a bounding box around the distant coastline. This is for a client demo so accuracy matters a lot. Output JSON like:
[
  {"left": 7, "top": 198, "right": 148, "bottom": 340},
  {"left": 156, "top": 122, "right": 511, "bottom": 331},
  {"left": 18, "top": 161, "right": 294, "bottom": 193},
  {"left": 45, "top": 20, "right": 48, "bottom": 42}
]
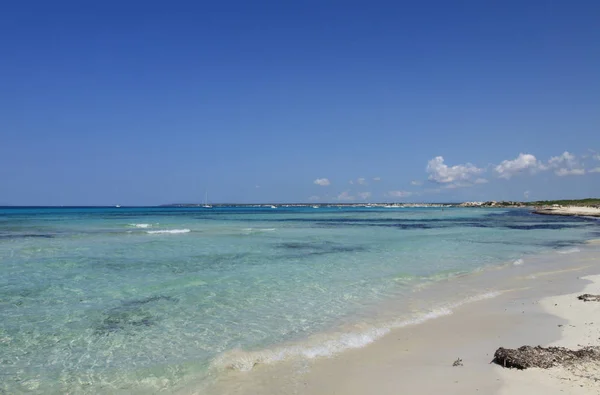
[{"left": 160, "top": 198, "right": 600, "bottom": 218}]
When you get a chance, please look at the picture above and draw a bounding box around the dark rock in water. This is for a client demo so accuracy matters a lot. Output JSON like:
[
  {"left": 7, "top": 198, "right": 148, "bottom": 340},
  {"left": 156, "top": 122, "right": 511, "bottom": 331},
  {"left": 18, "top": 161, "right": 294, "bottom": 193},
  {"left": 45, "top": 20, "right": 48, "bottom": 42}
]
[
  {"left": 578, "top": 294, "right": 600, "bottom": 302},
  {"left": 492, "top": 346, "right": 600, "bottom": 369}
]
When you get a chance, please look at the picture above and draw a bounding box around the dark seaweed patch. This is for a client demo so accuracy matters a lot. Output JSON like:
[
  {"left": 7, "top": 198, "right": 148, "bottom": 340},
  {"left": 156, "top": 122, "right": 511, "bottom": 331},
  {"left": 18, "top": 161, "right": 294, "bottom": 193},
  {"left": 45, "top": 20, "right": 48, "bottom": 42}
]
[
  {"left": 504, "top": 224, "right": 581, "bottom": 230},
  {"left": 0, "top": 233, "right": 55, "bottom": 239},
  {"left": 95, "top": 295, "right": 177, "bottom": 335},
  {"left": 121, "top": 295, "right": 178, "bottom": 307},
  {"left": 96, "top": 309, "right": 155, "bottom": 334},
  {"left": 540, "top": 240, "right": 585, "bottom": 249},
  {"left": 276, "top": 241, "right": 366, "bottom": 257}
]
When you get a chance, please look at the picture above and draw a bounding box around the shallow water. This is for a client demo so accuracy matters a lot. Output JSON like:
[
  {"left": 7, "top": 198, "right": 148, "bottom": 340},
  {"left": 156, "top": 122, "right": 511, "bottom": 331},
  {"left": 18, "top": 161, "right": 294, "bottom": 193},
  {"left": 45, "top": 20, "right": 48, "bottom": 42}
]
[{"left": 0, "top": 207, "right": 597, "bottom": 393}]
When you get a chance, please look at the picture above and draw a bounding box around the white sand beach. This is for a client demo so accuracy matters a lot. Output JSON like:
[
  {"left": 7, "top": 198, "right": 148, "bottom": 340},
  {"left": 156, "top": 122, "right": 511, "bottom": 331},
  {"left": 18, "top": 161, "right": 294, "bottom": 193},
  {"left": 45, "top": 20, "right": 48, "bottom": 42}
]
[
  {"left": 534, "top": 206, "right": 600, "bottom": 217},
  {"left": 499, "top": 274, "right": 600, "bottom": 394}
]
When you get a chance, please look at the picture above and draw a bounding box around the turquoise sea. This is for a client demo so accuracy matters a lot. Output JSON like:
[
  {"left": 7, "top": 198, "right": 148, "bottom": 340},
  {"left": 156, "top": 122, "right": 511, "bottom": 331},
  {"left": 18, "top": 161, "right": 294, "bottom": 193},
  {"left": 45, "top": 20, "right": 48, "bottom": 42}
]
[{"left": 1, "top": 206, "right": 599, "bottom": 393}]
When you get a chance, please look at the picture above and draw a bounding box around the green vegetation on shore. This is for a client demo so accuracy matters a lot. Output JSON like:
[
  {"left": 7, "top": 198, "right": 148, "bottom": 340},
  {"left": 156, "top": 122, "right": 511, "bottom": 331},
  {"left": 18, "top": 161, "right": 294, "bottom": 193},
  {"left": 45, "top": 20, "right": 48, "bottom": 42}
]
[{"left": 526, "top": 198, "right": 600, "bottom": 207}]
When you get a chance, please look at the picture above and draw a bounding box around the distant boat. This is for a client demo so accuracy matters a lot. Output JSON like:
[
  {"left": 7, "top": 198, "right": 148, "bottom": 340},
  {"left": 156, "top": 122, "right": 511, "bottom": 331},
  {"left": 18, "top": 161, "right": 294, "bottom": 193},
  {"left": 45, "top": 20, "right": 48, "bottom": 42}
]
[
  {"left": 202, "top": 192, "right": 212, "bottom": 209},
  {"left": 270, "top": 205, "right": 277, "bottom": 209},
  {"left": 312, "top": 205, "right": 319, "bottom": 209},
  {"left": 115, "top": 205, "right": 121, "bottom": 208}
]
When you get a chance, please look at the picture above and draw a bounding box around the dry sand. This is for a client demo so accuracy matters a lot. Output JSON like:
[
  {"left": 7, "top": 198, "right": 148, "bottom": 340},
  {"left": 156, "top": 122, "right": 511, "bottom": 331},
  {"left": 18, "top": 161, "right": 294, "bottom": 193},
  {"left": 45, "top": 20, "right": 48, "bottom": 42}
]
[
  {"left": 498, "top": 275, "right": 600, "bottom": 395},
  {"left": 200, "top": 241, "right": 600, "bottom": 395},
  {"left": 534, "top": 206, "right": 600, "bottom": 217}
]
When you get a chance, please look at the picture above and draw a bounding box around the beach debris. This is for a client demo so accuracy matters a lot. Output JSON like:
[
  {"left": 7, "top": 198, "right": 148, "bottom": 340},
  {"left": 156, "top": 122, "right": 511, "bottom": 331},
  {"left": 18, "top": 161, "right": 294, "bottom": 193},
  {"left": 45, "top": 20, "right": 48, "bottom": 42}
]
[
  {"left": 492, "top": 346, "right": 600, "bottom": 370},
  {"left": 452, "top": 358, "right": 463, "bottom": 367},
  {"left": 578, "top": 294, "right": 600, "bottom": 302}
]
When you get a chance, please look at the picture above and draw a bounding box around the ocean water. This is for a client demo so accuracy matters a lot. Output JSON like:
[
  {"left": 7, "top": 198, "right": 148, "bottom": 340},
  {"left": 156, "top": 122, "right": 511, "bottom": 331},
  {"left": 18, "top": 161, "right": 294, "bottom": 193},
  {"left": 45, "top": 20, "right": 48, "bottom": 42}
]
[{"left": 0, "top": 206, "right": 598, "bottom": 394}]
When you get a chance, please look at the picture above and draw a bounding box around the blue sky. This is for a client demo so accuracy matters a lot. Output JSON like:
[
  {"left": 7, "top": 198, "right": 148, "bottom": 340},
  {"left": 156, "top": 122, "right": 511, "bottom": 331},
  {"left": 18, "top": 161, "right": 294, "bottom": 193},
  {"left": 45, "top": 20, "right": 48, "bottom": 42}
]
[{"left": 1, "top": 1, "right": 599, "bottom": 205}]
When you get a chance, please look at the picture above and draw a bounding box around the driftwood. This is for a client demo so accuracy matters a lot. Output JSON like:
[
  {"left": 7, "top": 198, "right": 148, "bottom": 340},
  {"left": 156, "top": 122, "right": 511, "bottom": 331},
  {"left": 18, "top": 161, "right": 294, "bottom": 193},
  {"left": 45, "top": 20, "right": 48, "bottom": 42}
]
[
  {"left": 578, "top": 294, "right": 600, "bottom": 302},
  {"left": 492, "top": 346, "right": 600, "bottom": 370}
]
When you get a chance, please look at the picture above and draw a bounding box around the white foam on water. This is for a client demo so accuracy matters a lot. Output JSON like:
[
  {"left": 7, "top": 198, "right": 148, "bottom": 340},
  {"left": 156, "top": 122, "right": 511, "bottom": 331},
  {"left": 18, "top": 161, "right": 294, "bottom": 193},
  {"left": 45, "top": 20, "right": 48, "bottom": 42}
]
[
  {"left": 242, "top": 228, "right": 277, "bottom": 234},
  {"left": 211, "top": 291, "right": 500, "bottom": 372},
  {"left": 513, "top": 259, "right": 524, "bottom": 266},
  {"left": 146, "top": 229, "right": 191, "bottom": 234},
  {"left": 130, "top": 223, "right": 152, "bottom": 228},
  {"left": 557, "top": 247, "right": 580, "bottom": 254}
]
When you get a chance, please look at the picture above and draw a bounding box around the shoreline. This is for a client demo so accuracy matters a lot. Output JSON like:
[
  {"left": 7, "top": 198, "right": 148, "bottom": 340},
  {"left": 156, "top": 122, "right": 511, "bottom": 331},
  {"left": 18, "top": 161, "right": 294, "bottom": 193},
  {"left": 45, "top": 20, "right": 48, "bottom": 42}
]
[
  {"left": 202, "top": 240, "right": 600, "bottom": 394},
  {"left": 533, "top": 206, "right": 600, "bottom": 218}
]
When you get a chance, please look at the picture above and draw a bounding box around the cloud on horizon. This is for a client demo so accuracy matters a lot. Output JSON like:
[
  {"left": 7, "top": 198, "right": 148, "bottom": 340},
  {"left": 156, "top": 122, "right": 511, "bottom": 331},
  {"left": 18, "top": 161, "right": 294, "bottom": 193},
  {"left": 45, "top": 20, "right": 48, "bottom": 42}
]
[
  {"left": 358, "top": 191, "right": 372, "bottom": 200},
  {"left": 314, "top": 178, "right": 330, "bottom": 186},
  {"left": 337, "top": 191, "right": 355, "bottom": 201},
  {"left": 386, "top": 190, "right": 413, "bottom": 198}
]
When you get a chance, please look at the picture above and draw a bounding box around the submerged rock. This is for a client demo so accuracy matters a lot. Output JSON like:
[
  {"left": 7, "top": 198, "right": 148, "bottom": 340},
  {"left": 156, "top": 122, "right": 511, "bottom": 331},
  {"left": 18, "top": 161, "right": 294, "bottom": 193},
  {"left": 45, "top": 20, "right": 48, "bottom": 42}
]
[{"left": 492, "top": 346, "right": 600, "bottom": 370}]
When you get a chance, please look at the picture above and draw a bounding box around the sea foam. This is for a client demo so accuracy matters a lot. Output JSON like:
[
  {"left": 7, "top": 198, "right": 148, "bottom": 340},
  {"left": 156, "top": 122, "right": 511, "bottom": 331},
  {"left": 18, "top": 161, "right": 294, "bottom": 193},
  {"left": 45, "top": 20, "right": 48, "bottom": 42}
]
[
  {"left": 146, "top": 229, "right": 191, "bottom": 234},
  {"left": 242, "top": 228, "right": 277, "bottom": 234},
  {"left": 557, "top": 247, "right": 580, "bottom": 254},
  {"left": 131, "top": 223, "right": 152, "bottom": 228}
]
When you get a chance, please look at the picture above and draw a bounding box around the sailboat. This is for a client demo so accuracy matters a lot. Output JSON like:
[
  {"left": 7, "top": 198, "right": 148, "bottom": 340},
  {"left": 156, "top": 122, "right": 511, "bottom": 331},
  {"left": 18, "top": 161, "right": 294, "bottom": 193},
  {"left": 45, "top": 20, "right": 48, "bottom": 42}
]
[{"left": 202, "top": 192, "right": 213, "bottom": 208}]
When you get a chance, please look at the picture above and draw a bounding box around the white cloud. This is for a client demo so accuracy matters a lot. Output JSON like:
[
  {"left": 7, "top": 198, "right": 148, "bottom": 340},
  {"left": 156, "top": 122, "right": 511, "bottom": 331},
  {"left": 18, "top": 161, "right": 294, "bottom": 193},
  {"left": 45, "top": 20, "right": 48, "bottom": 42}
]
[
  {"left": 494, "top": 151, "right": 589, "bottom": 179},
  {"left": 589, "top": 167, "right": 600, "bottom": 173},
  {"left": 426, "top": 156, "right": 484, "bottom": 184},
  {"left": 357, "top": 177, "right": 367, "bottom": 185},
  {"left": 348, "top": 180, "right": 354, "bottom": 185},
  {"left": 443, "top": 183, "right": 470, "bottom": 189},
  {"left": 411, "top": 180, "right": 423, "bottom": 186},
  {"left": 373, "top": 177, "right": 381, "bottom": 182},
  {"left": 548, "top": 151, "right": 585, "bottom": 176},
  {"left": 337, "top": 191, "right": 355, "bottom": 201},
  {"left": 494, "top": 153, "right": 544, "bottom": 179},
  {"left": 255, "top": 185, "right": 260, "bottom": 189},
  {"left": 555, "top": 168, "right": 585, "bottom": 176},
  {"left": 594, "top": 153, "right": 600, "bottom": 161},
  {"left": 358, "top": 191, "right": 372, "bottom": 200},
  {"left": 314, "top": 178, "right": 330, "bottom": 186},
  {"left": 548, "top": 151, "right": 577, "bottom": 167},
  {"left": 524, "top": 190, "right": 530, "bottom": 199},
  {"left": 308, "top": 195, "right": 320, "bottom": 201},
  {"left": 387, "top": 190, "right": 413, "bottom": 198},
  {"left": 474, "top": 178, "right": 489, "bottom": 184}
]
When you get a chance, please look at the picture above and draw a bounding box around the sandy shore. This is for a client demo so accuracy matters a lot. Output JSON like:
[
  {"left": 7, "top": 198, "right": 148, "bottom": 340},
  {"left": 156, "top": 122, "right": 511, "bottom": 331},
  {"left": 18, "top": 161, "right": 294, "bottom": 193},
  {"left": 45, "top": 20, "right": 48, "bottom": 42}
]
[
  {"left": 499, "top": 274, "right": 600, "bottom": 394},
  {"left": 201, "top": 241, "right": 600, "bottom": 395},
  {"left": 534, "top": 206, "right": 600, "bottom": 217}
]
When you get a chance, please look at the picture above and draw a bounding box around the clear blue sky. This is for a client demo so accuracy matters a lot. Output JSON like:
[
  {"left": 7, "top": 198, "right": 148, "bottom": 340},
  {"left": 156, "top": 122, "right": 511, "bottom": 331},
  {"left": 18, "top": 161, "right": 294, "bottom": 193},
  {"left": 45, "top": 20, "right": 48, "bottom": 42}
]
[{"left": 2, "top": 1, "right": 599, "bottom": 205}]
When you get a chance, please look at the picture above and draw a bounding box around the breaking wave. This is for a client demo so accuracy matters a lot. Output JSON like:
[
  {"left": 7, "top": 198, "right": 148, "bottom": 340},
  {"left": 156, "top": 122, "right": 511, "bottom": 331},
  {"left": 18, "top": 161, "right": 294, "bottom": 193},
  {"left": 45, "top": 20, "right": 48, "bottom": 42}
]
[
  {"left": 130, "top": 223, "right": 152, "bottom": 228},
  {"left": 146, "top": 229, "right": 191, "bottom": 234}
]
